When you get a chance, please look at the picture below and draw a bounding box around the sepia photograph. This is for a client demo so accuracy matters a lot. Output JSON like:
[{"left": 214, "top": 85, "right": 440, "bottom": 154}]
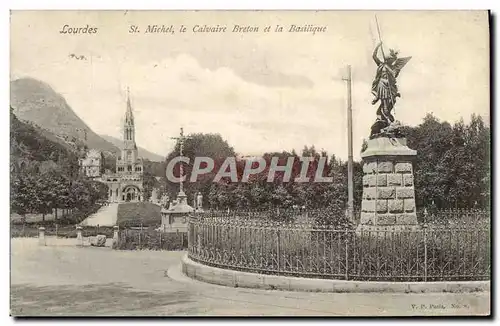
[{"left": 9, "top": 10, "right": 491, "bottom": 317}]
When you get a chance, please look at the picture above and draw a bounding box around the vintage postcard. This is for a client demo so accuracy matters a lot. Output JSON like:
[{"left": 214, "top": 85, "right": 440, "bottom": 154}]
[{"left": 9, "top": 10, "right": 491, "bottom": 317}]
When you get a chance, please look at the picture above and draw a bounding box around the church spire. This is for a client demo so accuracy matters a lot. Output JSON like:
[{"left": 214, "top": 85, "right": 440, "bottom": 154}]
[
  {"left": 125, "top": 87, "right": 134, "bottom": 125},
  {"left": 123, "top": 87, "right": 136, "bottom": 146}
]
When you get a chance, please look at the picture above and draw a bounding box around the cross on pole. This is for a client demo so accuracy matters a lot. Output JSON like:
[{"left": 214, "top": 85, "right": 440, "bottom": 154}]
[{"left": 170, "top": 127, "right": 192, "bottom": 194}]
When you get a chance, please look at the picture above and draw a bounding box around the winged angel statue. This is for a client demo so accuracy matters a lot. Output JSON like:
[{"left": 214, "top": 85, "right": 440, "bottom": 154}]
[{"left": 370, "top": 42, "right": 412, "bottom": 138}]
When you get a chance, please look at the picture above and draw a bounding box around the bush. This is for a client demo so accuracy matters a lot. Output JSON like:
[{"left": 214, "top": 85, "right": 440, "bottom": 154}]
[
  {"left": 10, "top": 225, "right": 39, "bottom": 238},
  {"left": 10, "top": 223, "right": 115, "bottom": 239},
  {"left": 10, "top": 204, "right": 104, "bottom": 227},
  {"left": 113, "top": 229, "right": 187, "bottom": 251}
]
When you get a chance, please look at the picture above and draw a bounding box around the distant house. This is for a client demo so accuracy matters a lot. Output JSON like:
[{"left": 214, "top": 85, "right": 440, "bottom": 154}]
[{"left": 79, "top": 149, "right": 103, "bottom": 178}]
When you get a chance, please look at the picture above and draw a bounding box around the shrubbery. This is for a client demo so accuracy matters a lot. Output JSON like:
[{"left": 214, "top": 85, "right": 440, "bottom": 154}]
[
  {"left": 10, "top": 223, "right": 116, "bottom": 239},
  {"left": 113, "top": 229, "right": 187, "bottom": 251}
]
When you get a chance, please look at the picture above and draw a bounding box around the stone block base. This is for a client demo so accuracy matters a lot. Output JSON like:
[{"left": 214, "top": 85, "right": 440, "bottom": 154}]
[{"left": 360, "top": 137, "right": 418, "bottom": 228}]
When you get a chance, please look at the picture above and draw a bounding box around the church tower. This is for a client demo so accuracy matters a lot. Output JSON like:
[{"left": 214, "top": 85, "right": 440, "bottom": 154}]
[{"left": 116, "top": 88, "right": 143, "bottom": 175}]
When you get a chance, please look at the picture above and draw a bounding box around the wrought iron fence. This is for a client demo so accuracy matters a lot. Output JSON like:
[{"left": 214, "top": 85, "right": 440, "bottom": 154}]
[{"left": 188, "top": 215, "right": 490, "bottom": 282}]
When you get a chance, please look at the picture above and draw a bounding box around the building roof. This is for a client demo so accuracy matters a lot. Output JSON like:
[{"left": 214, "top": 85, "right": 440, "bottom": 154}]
[{"left": 161, "top": 201, "right": 194, "bottom": 214}]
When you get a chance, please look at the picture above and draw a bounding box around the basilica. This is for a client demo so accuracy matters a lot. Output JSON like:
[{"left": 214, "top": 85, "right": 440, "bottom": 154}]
[{"left": 101, "top": 89, "right": 144, "bottom": 202}]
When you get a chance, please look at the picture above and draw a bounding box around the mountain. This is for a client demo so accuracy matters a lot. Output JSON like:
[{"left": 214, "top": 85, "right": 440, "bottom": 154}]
[
  {"left": 10, "top": 107, "right": 78, "bottom": 170},
  {"left": 10, "top": 77, "right": 119, "bottom": 155},
  {"left": 100, "top": 134, "right": 164, "bottom": 162}
]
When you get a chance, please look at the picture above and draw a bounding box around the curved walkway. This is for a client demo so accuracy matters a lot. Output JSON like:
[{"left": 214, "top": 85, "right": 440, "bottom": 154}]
[{"left": 10, "top": 238, "right": 490, "bottom": 316}]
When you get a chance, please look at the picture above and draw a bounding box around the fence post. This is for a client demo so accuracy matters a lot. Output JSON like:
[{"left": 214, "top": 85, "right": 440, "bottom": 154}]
[
  {"left": 38, "top": 227, "right": 46, "bottom": 246},
  {"left": 159, "top": 231, "right": 163, "bottom": 249},
  {"left": 139, "top": 224, "right": 143, "bottom": 249},
  {"left": 345, "top": 228, "right": 349, "bottom": 280},
  {"left": 276, "top": 229, "right": 280, "bottom": 274},
  {"left": 423, "top": 222, "right": 428, "bottom": 282},
  {"left": 187, "top": 223, "right": 191, "bottom": 251},
  {"left": 76, "top": 226, "right": 83, "bottom": 247},
  {"left": 55, "top": 224, "right": 58, "bottom": 238},
  {"left": 423, "top": 206, "right": 429, "bottom": 281}
]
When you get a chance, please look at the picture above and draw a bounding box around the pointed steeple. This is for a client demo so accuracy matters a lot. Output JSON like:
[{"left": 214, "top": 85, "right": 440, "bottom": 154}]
[
  {"left": 123, "top": 87, "right": 136, "bottom": 147},
  {"left": 125, "top": 87, "right": 134, "bottom": 125}
]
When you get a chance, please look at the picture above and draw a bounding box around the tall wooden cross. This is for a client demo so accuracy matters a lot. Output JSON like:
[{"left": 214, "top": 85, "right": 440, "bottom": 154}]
[{"left": 170, "top": 127, "right": 192, "bottom": 194}]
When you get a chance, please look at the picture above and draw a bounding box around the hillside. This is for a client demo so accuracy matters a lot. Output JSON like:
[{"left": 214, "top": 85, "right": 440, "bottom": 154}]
[
  {"left": 10, "top": 107, "right": 78, "bottom": 165},
  {"left": 100, "top": 134, "right": 164, "bottom": 162},
  {"left": 10, "top": 77, "right": 119, "bottom": 155}
]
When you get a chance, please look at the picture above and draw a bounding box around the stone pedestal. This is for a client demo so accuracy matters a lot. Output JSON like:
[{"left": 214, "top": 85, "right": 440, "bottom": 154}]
[
  {"left": 113, "top": 226, "right": 119, "bottom": 244},
  {"left": 38, "top": 227, "right": 46, "bottom": 246},
  {"left": 160, "top": 190, "right": 193, "bottom": 233},
  {"left": 357, "top": 137, "right": 418, "bottom": 231},
  {"left": 76, "top": 226, "right": 83, "bottom": 246}
]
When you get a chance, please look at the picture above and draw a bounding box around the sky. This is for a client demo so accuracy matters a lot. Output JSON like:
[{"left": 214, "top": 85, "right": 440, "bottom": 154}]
[{"left": 10, "top": 10, "right": 490, "bottom": 161}]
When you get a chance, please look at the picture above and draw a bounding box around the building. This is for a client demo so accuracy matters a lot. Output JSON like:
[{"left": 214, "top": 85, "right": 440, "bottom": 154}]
[
  {"left": 78, "top": 149, "right": 103, "bottom": 178},
  {"left": 101, "top": 89, "right": 144, "bottom": 203}
]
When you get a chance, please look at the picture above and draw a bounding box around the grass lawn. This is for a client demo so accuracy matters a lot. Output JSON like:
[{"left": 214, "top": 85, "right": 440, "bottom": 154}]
[{"left": 116, "top": 202, "right": 162, "bottom": 227}]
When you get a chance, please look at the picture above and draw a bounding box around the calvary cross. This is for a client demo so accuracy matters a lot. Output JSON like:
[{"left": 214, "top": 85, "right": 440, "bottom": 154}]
[{"left": 170, "top": 127, "right": 192, "bottom": 194}]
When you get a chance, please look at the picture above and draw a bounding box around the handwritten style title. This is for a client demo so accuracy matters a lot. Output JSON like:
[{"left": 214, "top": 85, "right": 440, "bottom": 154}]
[
  {"left": 129, "top": 24, "right": 327, "bottom": 35},
  {"left": 58, "top": 23, "right": 327, "bottom": 35}
]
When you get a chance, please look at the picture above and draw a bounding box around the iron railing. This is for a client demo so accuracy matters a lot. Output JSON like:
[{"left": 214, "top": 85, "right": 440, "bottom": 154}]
[{"left": 188, "top": 214, "right": 490, "bottom": 282}]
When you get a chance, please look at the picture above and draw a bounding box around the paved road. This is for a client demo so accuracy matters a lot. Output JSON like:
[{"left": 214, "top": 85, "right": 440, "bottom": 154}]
[
  {"left": 10, "top": 238, "right": 490, "bottom": 316},
  {"left": 79, "top": 203, "right": 118, "bottom": 227}
]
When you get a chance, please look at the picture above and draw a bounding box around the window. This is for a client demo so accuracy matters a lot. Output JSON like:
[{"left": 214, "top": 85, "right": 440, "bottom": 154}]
[
  {"left": 127, "top": 150, "right": 132, "bottom": 161},
  {"left": 128, "top": 165, "right": 132, "bottom": 172}
]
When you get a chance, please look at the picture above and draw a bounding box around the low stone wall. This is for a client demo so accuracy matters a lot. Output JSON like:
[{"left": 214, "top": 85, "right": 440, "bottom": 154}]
[{"left": 182, "top": 254, "right": 490, "bottom": 293}]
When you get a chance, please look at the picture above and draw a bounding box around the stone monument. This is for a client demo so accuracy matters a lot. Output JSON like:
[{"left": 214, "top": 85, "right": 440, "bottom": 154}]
[
  {"left": 160, "top": 190, "right": 194, "bottom": 233},
  {"left": 160, "top": 127, "right": 194, "bottom": 232},
  {"left": 358, "top": 42, "right": 418, "bottom": 230}
]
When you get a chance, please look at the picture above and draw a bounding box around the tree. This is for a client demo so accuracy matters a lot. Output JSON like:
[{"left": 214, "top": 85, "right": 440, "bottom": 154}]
[
  {"left": 164, "top": 133, "right": 236, "bottom": 202},
  {"left": 403, "top": 113, "right": 490, "bottom": 209},
  {"left": 10, "top": 173, "right": 33, "bottom": 221}
]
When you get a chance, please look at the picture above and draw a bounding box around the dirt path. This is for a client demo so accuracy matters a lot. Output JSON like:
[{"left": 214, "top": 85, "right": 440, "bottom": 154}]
[{"left": 10, "top": 238, "right": 490, "bottom": 316}]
